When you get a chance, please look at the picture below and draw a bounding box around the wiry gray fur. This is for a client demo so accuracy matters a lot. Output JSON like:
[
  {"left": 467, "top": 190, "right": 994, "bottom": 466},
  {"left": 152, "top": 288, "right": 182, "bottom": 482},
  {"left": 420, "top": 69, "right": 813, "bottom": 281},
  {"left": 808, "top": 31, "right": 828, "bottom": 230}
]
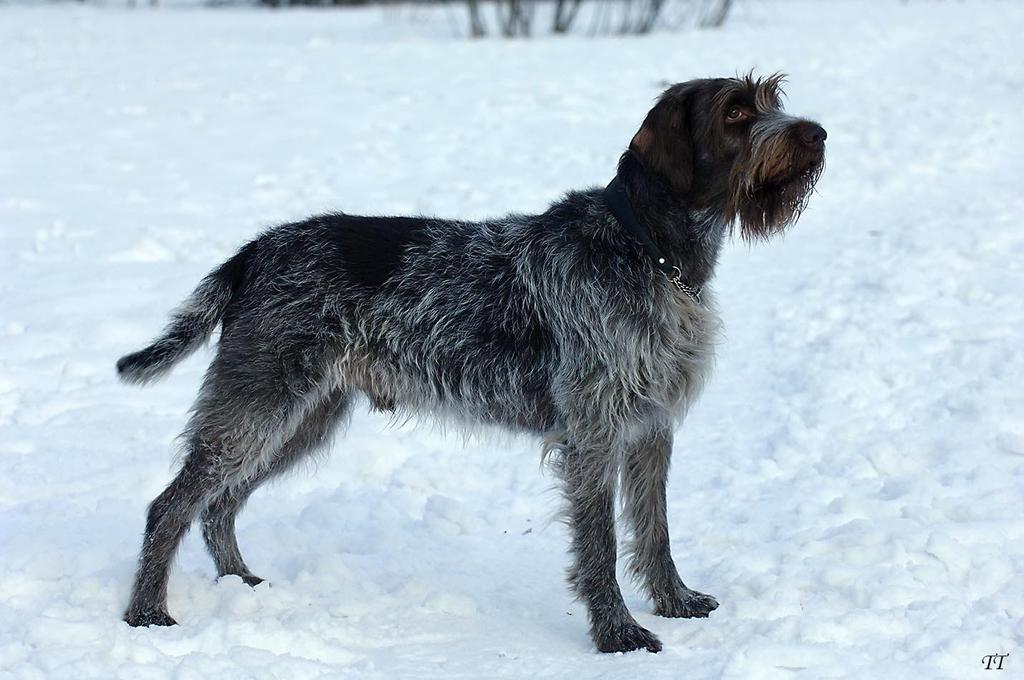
[
  {"left": 118, "top": 75, "right": 825, "bottom": 653},
  {"left": 116, "top": 251, "right": 248, "bottom": 386}
]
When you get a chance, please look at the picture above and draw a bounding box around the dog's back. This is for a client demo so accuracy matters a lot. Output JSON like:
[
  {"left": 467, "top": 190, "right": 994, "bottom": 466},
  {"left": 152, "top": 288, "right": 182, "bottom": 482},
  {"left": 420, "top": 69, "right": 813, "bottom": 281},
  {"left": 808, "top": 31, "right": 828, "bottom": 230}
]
[{"left": 118, "top": 205, "right": 593, "bottom": 432}]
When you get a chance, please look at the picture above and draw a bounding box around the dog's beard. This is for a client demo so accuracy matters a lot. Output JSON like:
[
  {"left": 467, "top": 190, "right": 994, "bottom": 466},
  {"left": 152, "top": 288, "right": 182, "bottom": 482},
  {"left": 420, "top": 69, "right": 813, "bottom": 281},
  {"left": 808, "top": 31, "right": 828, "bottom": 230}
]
[{"left": 728, "top": 134, "right": 825, "bottom": 242}]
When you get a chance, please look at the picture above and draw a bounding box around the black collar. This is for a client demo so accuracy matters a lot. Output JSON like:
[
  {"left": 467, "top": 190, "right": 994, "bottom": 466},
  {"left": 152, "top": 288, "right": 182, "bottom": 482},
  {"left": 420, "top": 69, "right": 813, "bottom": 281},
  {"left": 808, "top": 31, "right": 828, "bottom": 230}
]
[{"left": 603, "top": 174, "right": 703, "bottom": 304}]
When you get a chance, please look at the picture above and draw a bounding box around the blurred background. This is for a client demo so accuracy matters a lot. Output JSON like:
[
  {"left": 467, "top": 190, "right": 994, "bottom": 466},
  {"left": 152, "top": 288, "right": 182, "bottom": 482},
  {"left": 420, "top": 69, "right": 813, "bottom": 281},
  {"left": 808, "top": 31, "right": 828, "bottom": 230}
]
[
  {"left": 1, "top": 1, "right": 1021, "bottom": 679},
  {"left": 22, "top": 0, "right": 736, "bottom": 36}
]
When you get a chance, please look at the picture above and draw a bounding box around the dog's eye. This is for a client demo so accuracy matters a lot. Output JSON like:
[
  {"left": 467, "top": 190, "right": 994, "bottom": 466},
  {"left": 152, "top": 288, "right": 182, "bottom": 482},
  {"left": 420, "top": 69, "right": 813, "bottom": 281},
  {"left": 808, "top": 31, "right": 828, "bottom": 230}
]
[{"left": 725, "top": 106, "right": 750, "bottom": 123}]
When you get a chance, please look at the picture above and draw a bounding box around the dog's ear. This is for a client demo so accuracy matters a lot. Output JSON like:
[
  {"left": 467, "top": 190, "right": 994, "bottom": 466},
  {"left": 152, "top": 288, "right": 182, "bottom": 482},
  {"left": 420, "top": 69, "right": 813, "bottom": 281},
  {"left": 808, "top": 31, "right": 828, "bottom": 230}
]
[{"left": 629, "top": 85, "right": 694, "bottom": 195}]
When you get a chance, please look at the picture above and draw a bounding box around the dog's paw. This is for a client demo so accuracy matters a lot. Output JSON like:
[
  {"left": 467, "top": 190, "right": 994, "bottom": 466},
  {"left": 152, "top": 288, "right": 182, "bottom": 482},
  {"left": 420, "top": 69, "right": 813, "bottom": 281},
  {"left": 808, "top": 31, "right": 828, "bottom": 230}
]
[
  {"left": 124, "top": 608, "right": 177, "bottom": 627},
  {"left": 218, "top": 572, "right": 266, "bottom": 588},
  {"left": 654, "top": 588, "right": 719, "bottom": 619},
  {"left": 594, "top": 620, "right": 663, "bottom": 654}
]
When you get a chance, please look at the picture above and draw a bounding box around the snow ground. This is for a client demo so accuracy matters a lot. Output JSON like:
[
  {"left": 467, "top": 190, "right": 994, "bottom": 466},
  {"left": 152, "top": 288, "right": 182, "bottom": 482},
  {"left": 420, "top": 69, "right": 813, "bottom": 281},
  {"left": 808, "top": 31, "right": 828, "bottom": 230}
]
[{"left": 1, "top": 1, "right": 1023, "bottom": 678}]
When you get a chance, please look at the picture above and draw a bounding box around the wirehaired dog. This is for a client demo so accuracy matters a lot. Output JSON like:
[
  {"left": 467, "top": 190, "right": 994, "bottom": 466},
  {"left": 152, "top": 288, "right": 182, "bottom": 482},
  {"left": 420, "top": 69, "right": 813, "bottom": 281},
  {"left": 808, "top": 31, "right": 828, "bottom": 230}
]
[{"left": 118, "top": 74, "right": 825, "bottom": 653}]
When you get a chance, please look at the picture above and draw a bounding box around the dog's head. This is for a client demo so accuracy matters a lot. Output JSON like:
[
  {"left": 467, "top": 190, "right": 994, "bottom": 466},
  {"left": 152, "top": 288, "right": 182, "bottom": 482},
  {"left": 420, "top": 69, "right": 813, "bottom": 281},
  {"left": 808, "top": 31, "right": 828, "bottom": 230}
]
[{"left": 629, "top": 74, "right": 825, "bottom": 240}]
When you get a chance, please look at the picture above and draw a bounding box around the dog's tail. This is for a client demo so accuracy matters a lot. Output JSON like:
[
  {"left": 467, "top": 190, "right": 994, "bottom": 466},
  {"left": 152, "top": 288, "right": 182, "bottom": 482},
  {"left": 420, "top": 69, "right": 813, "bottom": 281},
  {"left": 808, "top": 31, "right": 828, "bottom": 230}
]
[{"left": 116, "top": 244, "right": 252, "bottom": 385}]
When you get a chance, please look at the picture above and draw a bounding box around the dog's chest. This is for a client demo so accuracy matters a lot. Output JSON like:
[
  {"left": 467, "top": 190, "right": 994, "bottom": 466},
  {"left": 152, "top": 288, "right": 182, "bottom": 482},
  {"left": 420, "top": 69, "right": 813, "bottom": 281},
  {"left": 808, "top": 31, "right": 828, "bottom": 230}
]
[{"left": 647, "top": 290, "right": 720, "bottom": 415}]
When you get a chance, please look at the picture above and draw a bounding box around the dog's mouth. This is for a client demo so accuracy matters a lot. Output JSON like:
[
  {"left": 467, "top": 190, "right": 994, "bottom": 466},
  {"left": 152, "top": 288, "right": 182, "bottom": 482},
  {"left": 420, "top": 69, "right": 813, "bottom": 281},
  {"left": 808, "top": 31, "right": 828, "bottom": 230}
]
[
  {"left": 753, "top": 151, "right": 824, "bottom": 194},
  {"left": 732, "top": 152, "right": 824, "bottom": 240}
]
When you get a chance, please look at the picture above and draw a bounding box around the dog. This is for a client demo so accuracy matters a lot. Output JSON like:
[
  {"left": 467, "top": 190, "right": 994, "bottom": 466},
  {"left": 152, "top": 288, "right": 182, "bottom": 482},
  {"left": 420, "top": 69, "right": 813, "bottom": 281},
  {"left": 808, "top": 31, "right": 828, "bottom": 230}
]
[{"left": 118, "top": 74, "right": 825, "bottom": 653}]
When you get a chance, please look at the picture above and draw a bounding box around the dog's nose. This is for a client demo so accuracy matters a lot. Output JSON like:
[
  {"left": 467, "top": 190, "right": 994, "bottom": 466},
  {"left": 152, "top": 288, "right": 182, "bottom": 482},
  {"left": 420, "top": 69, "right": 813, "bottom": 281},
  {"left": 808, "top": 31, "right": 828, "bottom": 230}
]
[{"left": 797, "top": 122, "right": 827, "bottom": 148}]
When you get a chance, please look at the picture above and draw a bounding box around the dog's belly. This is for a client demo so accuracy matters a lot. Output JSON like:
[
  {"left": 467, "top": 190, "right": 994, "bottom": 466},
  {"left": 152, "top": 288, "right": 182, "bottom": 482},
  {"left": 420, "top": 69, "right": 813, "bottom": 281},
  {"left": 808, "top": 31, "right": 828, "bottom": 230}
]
[{"left": 334, "top": 336, "right": 559, "bottom": 434}]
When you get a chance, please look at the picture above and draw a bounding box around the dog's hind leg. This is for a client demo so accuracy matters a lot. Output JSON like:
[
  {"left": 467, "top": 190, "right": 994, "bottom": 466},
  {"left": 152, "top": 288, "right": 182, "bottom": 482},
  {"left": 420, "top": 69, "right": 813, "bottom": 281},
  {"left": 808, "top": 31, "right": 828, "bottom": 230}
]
[
  {"left": 200, "top": 388, "right": 351, "bottom": 585},
  {"left": 123, "top": 346, "right": 335, "bottom": 627},
  {"left": 199, "top": 484, "right": 264, "bottom": 587},
  {"left": 621, "top": 428, "right": 718, "bottom": 619},
  {"left": 122, "top": 438, "right": 229, "bottom": 627},
  {"left": 559, "top": 444, "right": 663, "bottom": 653}
]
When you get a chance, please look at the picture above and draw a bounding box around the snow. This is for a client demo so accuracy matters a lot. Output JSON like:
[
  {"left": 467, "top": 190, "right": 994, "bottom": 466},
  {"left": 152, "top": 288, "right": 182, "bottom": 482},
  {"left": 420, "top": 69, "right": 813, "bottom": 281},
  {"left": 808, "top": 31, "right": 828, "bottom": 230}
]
[{"left": 1, "top": 1, "right": 1023, "bottom": 678}]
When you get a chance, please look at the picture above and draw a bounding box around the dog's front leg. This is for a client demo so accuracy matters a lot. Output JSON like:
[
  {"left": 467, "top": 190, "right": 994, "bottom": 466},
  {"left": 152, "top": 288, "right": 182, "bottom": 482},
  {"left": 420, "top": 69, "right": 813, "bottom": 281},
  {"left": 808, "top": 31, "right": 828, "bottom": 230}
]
[
  {"left": 560, "top": 444, "right": 662, "bottom": 653},
  {"left": 622, "top": 428, "right": 719, "bottom": 619}
]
